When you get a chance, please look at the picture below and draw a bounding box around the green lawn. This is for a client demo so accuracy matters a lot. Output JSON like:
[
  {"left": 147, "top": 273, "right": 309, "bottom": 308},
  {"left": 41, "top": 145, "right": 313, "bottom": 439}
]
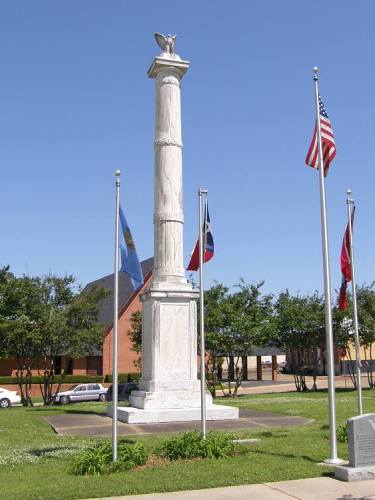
[{"left": 0, "top": 389, "right": 374, "bottom": 500}]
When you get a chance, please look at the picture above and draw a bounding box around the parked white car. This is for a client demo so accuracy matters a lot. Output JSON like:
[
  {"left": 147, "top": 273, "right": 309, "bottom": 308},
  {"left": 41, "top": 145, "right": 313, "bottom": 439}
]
[
  {"left": 54, "top": 383, "right": 108, "bottom": 404},
  {"left": 0, "top": 387, "right": 21, "bottom": 408}
]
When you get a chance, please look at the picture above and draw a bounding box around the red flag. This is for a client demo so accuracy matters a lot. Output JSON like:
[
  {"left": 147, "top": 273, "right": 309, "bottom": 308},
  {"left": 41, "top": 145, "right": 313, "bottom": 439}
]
[
  {"left": 187, "top": 203, "right": 214, "bottom": 271},
  {"left": 339, "top": 274, "right": 348, "bottom": 311},
  {"left": 305, "top": 95, "right": 336, "bottom": 176},
  {"left": 339, "top": 207, "right": 355, "bottom": 310}
]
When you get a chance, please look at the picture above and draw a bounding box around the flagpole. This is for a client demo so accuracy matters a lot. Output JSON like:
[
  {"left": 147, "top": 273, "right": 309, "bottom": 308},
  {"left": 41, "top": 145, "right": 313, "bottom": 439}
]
[
  {"left": 346, "top": 189, "right": 363, "bottom": 415},
  {"left": 198, "top": 188, "right": 208, "bottom": 439},
  {"left": 313, "top": 67, "right": 342, "bottom": 464},
  {"left": 112, "top": 169, "right": 121, "bottom": 462}
]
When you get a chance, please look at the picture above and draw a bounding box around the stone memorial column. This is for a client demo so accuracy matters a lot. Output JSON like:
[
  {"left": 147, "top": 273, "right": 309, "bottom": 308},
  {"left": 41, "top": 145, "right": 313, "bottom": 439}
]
[
  {"left": 151, "top": 50, "right": 188, "bottom": 288},
  {"left": 114, "top": 35, "right": 238, "bottom": 423}
]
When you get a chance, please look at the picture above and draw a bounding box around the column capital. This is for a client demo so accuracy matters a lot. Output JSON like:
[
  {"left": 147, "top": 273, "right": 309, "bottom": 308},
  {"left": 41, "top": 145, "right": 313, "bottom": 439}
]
[{"left": 148, "top": 56, "right": 190, "bottom": 80}]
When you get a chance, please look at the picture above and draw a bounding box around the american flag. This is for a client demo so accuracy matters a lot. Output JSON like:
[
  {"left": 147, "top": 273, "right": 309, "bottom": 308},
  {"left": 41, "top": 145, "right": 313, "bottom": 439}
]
[{"left": 305, "top": 95, "right": 336, "bottom": 176}]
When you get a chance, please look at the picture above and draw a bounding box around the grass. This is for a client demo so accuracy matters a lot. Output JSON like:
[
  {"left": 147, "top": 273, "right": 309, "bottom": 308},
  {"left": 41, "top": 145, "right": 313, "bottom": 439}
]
[{"left": 0, "top": 389, "right": 374, "bottom": 499}]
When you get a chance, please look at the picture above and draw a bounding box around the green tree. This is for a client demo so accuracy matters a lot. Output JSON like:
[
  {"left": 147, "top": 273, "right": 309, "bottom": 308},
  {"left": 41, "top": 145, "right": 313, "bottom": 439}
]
[
  {"left": 332, "top": 284, "right": 375, "bottom": 389},
  {"left": 128, "top": 311, "right": 142, "bottom": 372},
  {"left": 204, "top": 281, "right": 274, "bottom": 397},
  {"left": 0, "top": 267, "right": 106, "bottom": 405},
  {"left": 0, "top": 268, "right": 45, "bottom": 405},
  {"left": 203, "top": 283, "right": 231, "bottom": 397},
  {"left": 274, "top": 291, "right": 325, "bottom": 391},
  {"left": 356, "top": 283, "right": 375, "bottom": 387},
  {"left": 332, "top": 294, "right": 357, "bottom": 388},
  {"left": 37, "top": 275, "right": 107, "bottom": 404}
]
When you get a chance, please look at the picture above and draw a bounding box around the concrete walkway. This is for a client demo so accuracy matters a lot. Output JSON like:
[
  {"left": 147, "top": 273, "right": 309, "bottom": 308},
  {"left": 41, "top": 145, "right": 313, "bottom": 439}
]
[
  {"left": 46, "top": 408, "right": 312, "bottom": 437},
  {"left": 85, "top": 476, "right": 375, "bottom": 499}
]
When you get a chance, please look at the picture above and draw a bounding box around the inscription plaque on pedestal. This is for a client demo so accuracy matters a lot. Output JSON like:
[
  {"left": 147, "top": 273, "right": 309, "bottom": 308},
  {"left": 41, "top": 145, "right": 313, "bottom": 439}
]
[{"left": 348, "top": 414, "right": 375, "bottom": 467}]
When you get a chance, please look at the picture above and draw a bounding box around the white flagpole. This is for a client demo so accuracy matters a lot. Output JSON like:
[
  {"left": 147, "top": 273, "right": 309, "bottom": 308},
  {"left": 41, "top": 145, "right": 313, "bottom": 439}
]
[
  {"left": 313, "top": 67, "right": 342, "bottom": 464},
  {"left": 112, "top": 169, "right": 121, "bottom": 462},
  {"left": 346, "top": 189, "right": 363, "bottom": 415},
  {"left": 198, "top": 188, "right": 208, "bottom": 439}
]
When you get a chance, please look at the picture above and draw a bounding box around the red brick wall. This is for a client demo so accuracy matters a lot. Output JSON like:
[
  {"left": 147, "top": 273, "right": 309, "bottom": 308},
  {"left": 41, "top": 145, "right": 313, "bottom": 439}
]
[
  {"left": 0, "top": 359, "right": 18, "bottom": 376},
  {"left": 72, "top": 357, "right": 87, "bottom": 375},
  {"left": 0, "top": 359, "right": 52, "bottom": 377},
  {"left": 0, "top": 357, "right": 89, "bottom": 377}
]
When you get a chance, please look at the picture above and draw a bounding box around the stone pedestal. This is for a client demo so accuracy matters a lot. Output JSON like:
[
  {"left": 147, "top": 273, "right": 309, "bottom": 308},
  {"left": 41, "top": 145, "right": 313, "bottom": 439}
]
[
  {"left": 335, "top": 414, "right": 375, "bottom": 482},
  {"left": 117, "top": 288, "right": 238, "bottom": 423},
  {"left": 335, "top": 464, "right": 375, "bottom": 482},
  {"left": 114, "top": 38, "right": 238, "bottom": 424}
]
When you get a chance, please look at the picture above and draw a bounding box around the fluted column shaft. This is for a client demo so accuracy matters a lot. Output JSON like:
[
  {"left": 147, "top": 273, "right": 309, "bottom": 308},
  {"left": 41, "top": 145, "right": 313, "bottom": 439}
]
[{"left": 148, "top": 57, "right": 190, "bottom": 287}]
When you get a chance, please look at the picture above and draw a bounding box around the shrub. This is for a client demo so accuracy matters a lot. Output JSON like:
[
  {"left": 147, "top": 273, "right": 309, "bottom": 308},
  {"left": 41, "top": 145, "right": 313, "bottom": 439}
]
[
  {"left": 0, "top": 376, "right": 19, "bottom": 384},
  {"left": 337, "top": 424, "right": 348, "bottom": 443},
  {"left": 71, "top": 440, "right": 147, "bottom": 475},
  {"left": 57, "top": 375, "right": 103, "bottom": 384},
  {"left": 71, "top": 442, "right": 112, "bottom": 476},
  {"left": 104, "top": 373, "right": 140, "bottom": 383},
  {"left": 157, "top": 431, "right": 235, "bottom": 461},
  {"left": 157, "top": 431, "right": 203, "bottom": 460},
  {"left": 110, "top": 441, "right": 148, "bottom": 472},
  {"left": 0, "top": 375, "right": 103, "bottom": 385},
  {"left": 201, "top": 432, "right": 235, "bottom": 459}
]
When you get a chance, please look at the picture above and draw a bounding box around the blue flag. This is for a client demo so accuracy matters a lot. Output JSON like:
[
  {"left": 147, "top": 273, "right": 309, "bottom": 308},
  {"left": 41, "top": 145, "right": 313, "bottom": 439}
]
[{"left": 119, "top": 205, "right": 144, "bottom": 290}]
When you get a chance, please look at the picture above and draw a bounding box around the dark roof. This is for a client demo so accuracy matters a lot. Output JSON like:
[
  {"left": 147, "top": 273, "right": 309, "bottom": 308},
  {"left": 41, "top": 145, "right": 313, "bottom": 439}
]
[
  {"left": 83, "top": 257, "right": 153, "bottom": 328},
  {"left": 216, "top": 346, "right": 285, "bottom": 357},
  {"left": 250, "top": 346, "right": 285, "bottom": 356}
]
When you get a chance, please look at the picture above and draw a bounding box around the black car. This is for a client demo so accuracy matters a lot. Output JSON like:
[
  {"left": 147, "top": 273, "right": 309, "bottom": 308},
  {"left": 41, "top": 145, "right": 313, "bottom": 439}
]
[{"left": 106, "top": 382, "right": 139, "bottom": 402}]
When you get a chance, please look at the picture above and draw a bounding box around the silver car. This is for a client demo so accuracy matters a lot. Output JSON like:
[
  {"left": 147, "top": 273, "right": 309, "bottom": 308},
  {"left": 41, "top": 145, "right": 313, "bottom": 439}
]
[{"left": 54, "top": 383, "right": 107, "bottom": 404}]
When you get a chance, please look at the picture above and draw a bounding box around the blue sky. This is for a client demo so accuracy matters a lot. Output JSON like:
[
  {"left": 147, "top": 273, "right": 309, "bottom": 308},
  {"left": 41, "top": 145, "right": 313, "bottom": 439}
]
[{"left": 1, "top": 1, "right": 374, "bottom": 297}]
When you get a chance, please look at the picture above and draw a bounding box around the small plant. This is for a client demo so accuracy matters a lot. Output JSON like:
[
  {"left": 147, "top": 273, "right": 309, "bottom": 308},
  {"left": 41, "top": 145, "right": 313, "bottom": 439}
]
[
  {"left": 156, "top": 431, "right": 235, "bottom": 461},
  {"left": 337, "top": 424, "right": 348, "bottom": 443},
  {"left": 202, "top": 432, "right": 235, "bottom": 459},
  {"left": 71, "top": 440, "right": 147, "bottom": 475},
  {"left": 157, "top": 431, "right": 203, "bottom": 460},
  {"left": 110, "top": 442, "right": 148, "bottom": 472},
  {"left": 71, "top": 441, "right": 111, "bottom": 475}
]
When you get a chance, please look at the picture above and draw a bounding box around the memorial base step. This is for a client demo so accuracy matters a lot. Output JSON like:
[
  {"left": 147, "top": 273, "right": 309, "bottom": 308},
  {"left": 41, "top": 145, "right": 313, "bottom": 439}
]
[{"left": 107, "top": 404, "right": 239, "bottom": 424}]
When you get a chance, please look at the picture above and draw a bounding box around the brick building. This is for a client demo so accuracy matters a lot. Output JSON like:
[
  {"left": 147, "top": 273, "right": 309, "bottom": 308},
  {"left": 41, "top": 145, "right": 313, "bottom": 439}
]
[
  {"left": 0, "top": 258, "right": 153, "bottom": 377},
  {"left": 85, "top": 257, "right": 153, "bottom": 376}
]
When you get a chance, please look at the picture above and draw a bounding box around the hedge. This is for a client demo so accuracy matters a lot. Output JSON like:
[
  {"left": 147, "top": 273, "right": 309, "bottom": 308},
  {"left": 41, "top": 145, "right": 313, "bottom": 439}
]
[
  {"left": 0, "top": 374, "right": 104, "bottom": 385},
  {"left": 104, "top": 373, "right": 140, "bottom": 383},
  {"left": 0, "top": 373, "right": 140, "bottom": 385}
]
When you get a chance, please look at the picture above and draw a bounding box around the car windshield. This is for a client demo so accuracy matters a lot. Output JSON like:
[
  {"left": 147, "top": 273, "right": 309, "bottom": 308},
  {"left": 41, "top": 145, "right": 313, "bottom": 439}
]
[{"left": 67, "top": 385, "right": 79, "bottom": 391}]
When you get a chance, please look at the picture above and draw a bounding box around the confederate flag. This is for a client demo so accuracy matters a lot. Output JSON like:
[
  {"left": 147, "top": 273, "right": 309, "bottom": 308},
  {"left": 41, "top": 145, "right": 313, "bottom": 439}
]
[
  {"left": 187, "top": 202, "right": 214, "bottom": 271},
  {"left": 339, "top": 207, "right": 355, "bottom": 310}
]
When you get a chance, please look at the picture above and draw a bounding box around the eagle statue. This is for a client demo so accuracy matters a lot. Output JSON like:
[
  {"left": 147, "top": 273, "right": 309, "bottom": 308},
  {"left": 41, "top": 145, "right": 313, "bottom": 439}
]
[{"left": 154, "top": 33, "right": 177, "bottom": 55}]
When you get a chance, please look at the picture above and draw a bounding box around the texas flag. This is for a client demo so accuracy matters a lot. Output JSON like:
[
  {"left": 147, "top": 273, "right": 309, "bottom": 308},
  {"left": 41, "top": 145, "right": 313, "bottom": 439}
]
[{"left": 187, "top": 202, "right": 214, "bottom": 271}]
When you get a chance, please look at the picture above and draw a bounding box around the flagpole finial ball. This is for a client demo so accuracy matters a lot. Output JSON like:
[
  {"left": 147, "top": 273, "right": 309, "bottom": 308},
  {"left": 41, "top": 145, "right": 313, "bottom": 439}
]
[
  {"left": 115, "top": 169, "right": 121, "bottom": 177},
  {"left": 313, "top": 66, "right": 318, "bottom": 74},
  {"left": 347, "top": 189, "right": 352, "bottom": 196}
]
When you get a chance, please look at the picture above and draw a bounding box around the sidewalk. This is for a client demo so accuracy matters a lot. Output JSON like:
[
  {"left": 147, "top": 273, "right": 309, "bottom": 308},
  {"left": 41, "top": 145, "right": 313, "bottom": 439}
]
[
  {"left": 86, "top": 476, "right": 375, "bottom": 499},
  {"left": 233, "top": 373, "right": 368, "bottom": 396}
]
